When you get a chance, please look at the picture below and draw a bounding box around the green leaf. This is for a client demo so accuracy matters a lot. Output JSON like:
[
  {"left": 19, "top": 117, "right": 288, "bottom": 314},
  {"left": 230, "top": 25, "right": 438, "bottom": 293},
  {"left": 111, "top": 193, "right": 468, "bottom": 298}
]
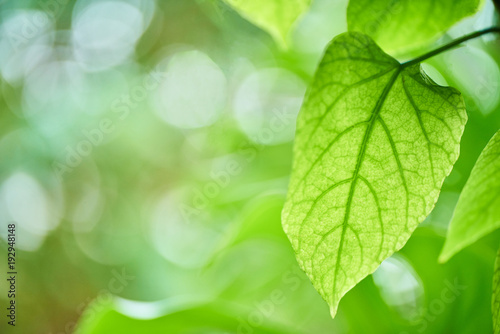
[
  {"left": 347, "top": 0, "right": 482, "bottom": 52},
  {"left": 439, "top": 130, "right": 500, "bottom": 262},
  {"left": 282, "top": 32, "right": 466, "bottom": 317},
  {"left": 223, "top": 0, "right": 311, "bottom": 47},
  {"left": 75, "top": 299, "right": 296, "bottom": 334},
  {"left": 494, "top": 247, "right": 500, "bottom": 334}
]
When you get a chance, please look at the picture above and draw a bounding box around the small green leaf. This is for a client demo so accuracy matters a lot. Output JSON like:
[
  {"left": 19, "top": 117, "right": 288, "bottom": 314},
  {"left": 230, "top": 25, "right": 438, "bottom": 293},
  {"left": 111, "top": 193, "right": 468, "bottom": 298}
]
[
  {"left": 347, "top": 0, "right": 482, "bottom": 52},
  {"left": 440, "top": 130, "right": 500, "bottom": 262},
  {"left": 282, "top": 32, "right": 466, "bottom": 317},
  {"left": 494, "top": 247, "right": 500, "bottom": 334},
  {"left": 223, "top": 0, "right": 311, "bottom": 47}
]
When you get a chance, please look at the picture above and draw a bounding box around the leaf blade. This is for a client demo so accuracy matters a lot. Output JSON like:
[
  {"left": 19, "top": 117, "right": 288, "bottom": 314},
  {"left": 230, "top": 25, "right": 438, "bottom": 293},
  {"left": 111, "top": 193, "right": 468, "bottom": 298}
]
[
  {"left": 347, "top": 0, "right": 482, "bottom": 52},
  {"left": 440, "top": 130, "right": 500, "bottom": 262},
  {"left": 223, "top": 0, "right": 311, "bottom": 47},
  {"left": 282, "top": 32, "right": 467, "bottom": 316}
]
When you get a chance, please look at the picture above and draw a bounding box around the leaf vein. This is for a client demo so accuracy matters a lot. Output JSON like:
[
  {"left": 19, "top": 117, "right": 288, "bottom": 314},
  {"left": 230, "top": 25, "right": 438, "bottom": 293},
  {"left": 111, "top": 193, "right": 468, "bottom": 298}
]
[{"left": 330, "top": 67, "right": 402, "bottom": 300}]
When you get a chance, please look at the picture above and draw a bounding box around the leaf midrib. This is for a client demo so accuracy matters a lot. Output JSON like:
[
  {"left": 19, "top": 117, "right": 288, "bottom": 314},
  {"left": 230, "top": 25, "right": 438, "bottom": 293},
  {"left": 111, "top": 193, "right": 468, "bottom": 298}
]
[
  {"left": 290, "top": 66, "right": 400, "bottom": 218},
  {"left": 330, "top": 66, "right": 402, "bottom": 301}
]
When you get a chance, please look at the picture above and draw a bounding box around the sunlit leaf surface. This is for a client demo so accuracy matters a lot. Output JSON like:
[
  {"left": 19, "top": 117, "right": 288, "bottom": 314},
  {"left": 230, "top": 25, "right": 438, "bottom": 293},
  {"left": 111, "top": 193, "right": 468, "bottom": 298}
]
[
  {"left": 224, "top": 0, "right": 311, "bottom": 47},
  {"left": 347, "top": 0, "right": 482, "bottom": 52},
  {"left": 282, "top": 32, "right": 467, "bottom": 316},
  {"left": 440, "top": 130, "right": 500, "bottom": 262}
]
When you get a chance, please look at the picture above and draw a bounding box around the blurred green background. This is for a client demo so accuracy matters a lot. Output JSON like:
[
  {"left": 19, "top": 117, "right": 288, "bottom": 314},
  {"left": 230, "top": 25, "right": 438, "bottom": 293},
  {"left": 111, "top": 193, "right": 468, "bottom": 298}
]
[{"left": 0, "top": 0, "right": 499, "bottom": 333}]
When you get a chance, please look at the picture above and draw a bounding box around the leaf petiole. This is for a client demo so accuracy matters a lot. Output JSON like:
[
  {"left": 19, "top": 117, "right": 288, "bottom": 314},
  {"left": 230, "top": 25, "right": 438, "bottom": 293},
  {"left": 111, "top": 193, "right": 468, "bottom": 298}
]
[{"left": 402, "top": 27, "right": 500, "bottom": 67}]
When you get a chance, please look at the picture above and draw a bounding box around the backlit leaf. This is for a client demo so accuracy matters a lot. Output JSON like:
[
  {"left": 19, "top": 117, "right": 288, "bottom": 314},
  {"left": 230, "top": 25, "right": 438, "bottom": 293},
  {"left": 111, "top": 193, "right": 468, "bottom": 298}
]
[
  {"left": 223, "top": 0, "right": 311, "bottom": 47},
  {"left": 347, "top": 0, "right": 482, "bottom": 52},
  {"left": 440, "top": 130, "right": 500, "bottom": 262},
  {"left": 282, "top": 32, "right": 467, "bottom": 317}
]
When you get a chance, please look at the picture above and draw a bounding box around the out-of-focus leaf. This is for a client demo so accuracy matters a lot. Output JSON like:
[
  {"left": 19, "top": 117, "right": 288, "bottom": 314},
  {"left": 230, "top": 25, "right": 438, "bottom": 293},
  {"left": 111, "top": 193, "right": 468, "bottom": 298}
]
[
  {"left": 347, "top": 0, "right": 482, "bottom": 52},
  {"left": 223, "top": 0, "right": 311, "bottom": 47},
  {"left": 282, "top": 32, "right": 466, "bottom": 317},
  {"left": 75, "top": 299, "right": 298, "bottom": 334},
  {"left": 440, "top": 130, "right": 500, "bottom": 262}
]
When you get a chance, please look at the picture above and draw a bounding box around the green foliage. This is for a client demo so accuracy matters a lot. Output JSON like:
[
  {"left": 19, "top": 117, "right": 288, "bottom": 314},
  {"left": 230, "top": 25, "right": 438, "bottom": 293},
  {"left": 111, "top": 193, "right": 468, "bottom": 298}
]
[
  {"left": 494, "top": 248, "right": 500, "bottom": 334},
  {"left": 5, "top": 0, "right": 500, "bottom": 332},
  {"left": 75, "top": 300, "right": 293, "bottom": 334},
  {"left": 282, "top": 32, "right": 467, "bottom": 317},
  {"left": 347, "top": 0, "right": 482, "bottom": 52},
  {"left": 440, "top": 130, "right": 500, "bottom": 262},
  {"left": 223, "top": 0, "right": 311, "bottom": 47}
]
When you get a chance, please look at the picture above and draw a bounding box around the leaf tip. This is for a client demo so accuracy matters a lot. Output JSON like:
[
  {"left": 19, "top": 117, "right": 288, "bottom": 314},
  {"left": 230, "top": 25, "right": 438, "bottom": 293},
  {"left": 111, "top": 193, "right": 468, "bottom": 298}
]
[
  {"left": 329, "top": 304, "right": 339, "bottom": 319},
  {"left": 438, "top": 252, "right": 450, "bottom": 264},
  {"left": 438, "top": 243, "right": 456, "bottom": 263}
]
